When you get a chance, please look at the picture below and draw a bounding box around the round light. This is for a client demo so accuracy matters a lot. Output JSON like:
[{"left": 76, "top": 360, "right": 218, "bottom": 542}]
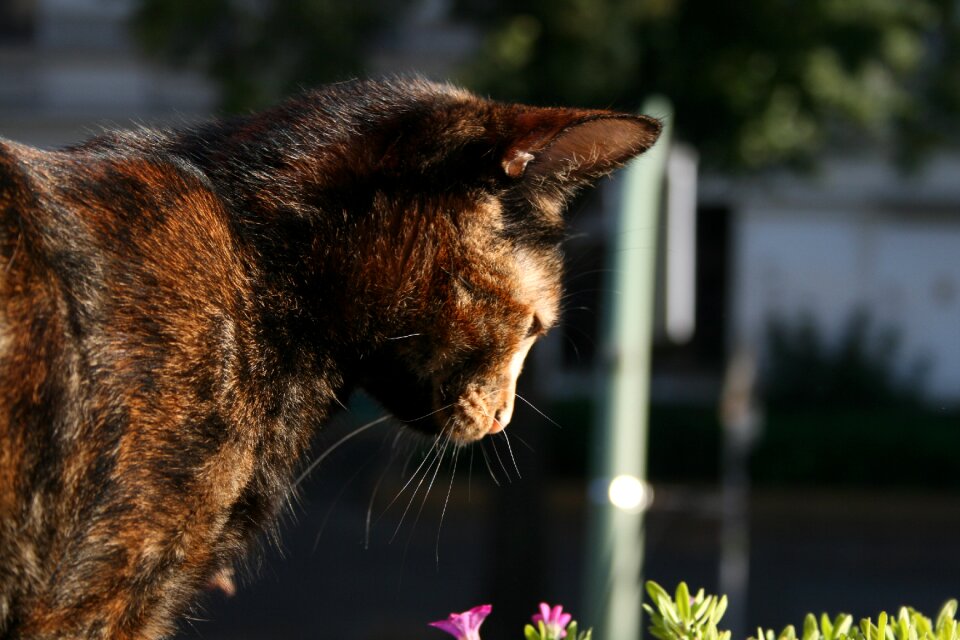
[{"left": 607, "top": 475, "right": 652, "bottom": 512}]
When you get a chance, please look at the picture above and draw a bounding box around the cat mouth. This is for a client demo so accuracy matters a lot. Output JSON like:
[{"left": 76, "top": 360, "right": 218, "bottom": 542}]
[
  {"left": 431, "top": 383, "right": 506, "bottom": 445},
  {"left": 357, "top": 354, "right": 507, "bottom": 444}
]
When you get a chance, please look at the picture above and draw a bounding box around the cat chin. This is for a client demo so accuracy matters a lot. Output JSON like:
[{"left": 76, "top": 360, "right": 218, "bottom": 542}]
[
  {"left": 359, "top": 380, "right": 496, "bottom": 446},
  {"left": 383, "top": 396, "right": 494, "bottom": 446},
  {"left": 357, "top": 355, "right": 497, "bottom": 444}
]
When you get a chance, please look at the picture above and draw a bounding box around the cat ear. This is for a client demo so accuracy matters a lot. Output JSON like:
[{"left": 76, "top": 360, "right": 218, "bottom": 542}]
[{"left": 501, "top": 110, "right": 662, "bottom": 183}]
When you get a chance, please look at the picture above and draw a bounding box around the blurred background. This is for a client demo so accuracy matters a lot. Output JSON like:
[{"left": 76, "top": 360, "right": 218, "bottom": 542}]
[{"left": 2, "top": 1, "right": 959, "bottom": 638}]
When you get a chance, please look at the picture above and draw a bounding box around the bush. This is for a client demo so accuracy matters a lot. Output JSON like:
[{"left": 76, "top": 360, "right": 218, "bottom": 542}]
[{"left": 645, "top": 581, "right": 960, "bottom": 640}]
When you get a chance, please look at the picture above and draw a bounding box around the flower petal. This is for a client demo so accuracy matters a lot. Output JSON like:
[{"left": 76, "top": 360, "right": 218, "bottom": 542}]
[
  {"left": 430, "top": 605, "right": 493, "bottom": 639},
  {"left": 534, "top": 602, "right": 552, "bottom": 624},
  {"left": 429, "top": 619, "right": 465, "bottom": 637}
]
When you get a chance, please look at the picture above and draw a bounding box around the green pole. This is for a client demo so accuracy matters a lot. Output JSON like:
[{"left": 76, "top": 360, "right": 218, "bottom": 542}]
[{"left": 585, "top": 97, "right": 673, "bottom": 640}]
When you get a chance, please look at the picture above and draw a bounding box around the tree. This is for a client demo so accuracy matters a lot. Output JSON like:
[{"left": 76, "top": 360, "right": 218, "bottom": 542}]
[
  {"left": 133, "top": 0, "right": 960, "bottom": 168},
  {"left": 453, "top": 0, "right": 960, "bottom": 169},
  {"left": 133, "top": 0, "right": 410, "bottom": 112}
]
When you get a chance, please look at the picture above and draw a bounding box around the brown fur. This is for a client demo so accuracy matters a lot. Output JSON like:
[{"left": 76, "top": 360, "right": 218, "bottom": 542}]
[{"left": 0, "top": 78, "right": 659, "bottom": 638}]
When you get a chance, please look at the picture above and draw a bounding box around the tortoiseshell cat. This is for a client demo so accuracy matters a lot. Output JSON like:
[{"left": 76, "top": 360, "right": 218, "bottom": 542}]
[{"left": 0, "top": 78, "right": 660, "bottom": 638}]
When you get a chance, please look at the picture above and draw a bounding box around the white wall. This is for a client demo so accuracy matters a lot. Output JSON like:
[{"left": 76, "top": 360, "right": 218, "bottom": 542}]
[{"left": 731, "top": 206, "right": 960, "bottom": 404}]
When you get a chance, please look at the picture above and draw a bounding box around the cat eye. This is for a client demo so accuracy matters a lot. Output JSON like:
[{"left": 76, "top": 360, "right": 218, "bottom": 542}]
[{"left": 526, "top": 315, "right": 544, "bottom": 338}]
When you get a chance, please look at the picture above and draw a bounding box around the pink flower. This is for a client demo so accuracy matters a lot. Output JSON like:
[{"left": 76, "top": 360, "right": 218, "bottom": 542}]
[
  {"left": 429, "top": 604, "right": 493, "bottom": 640},
  {"left": 532, "top": 603, "right": 573, "bottom": 639}
]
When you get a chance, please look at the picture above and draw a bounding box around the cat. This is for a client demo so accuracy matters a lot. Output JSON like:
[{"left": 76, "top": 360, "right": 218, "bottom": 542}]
[{"left": 0, "top": 77, "right": 660, "bottom": 638}]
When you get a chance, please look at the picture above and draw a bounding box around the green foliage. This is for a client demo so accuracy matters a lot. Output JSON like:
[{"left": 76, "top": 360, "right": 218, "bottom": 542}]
[
  {"left": 454, "top": 0, "right": 960, "bottom": 169},
  {"left": 132, "top": 0, "right": 960, "bottom": 168},
  {"left": 645, "top": 581, "right": 960, "bottom": 640},
  {"left": 523, "top": 620, "right": 593, "bottom": 640},
  {"left": 644, "top": 580, "right": 731, "bottom": 640},
  {"left": 749, "top": 407, "right": 960, "bottom": 487},
  {"left": 132, "top": 0, "right": 411, "bottom": 111},
  {"left": 747, "top": 309, "right": 960, "bottom": 487},
  {"left": 763, "top": 310, "right": 925, "bottom": 410}
]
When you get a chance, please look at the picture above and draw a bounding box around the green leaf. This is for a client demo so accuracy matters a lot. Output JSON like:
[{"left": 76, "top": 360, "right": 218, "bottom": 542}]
[
  {"left": 648, "top": 581, "right": 673, "bottom": 606},
  {"left": 822, "top": 614, "right": 835, "bottom": 640},
  {"left": 911, "top": 611, "right": 933, "bottom": 638},
  {"left": 713, "top": 597, "right": 729, "bottom": 627},
  {"left": 525, "top": 624, "right": 542, "bottom": 640},
  {"left": 936, "top": 601, "right": 958, "bottom": 635},
  {"left": 568, "top": 621, "right": 578, "bottom": 640},
  {"left": 898, "top": 608, "right": 912, "bottom": 640},
  {"left": 660, "top": 596, "right": 682, "bottom": 625},
  {"left": 677, "top": 582, "right": 692, "bottom": 622},
  {"left": 804, "top": 613, "right": 822, "bottom": 640},
  {"left": 693, "top": 597, "right": 712, "bottom": 623},
  {"left": 835, "top": 615, "right": 854, "bottom": 639}
]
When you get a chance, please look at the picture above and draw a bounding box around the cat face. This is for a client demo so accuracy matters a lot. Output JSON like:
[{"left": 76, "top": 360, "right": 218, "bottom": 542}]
[
  {"left": 425, "top": 217, "right": 564, "bottom": 445},
  {"left": 356, "top": 84, "right": 661, "bottom": 445}
]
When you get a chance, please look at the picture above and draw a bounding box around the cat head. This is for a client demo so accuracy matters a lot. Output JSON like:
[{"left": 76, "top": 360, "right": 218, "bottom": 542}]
[{"left": 345, "top": 80, "right": 661, "bottom": 445}]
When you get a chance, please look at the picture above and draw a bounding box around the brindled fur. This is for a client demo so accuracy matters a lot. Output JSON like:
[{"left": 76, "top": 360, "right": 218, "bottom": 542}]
[{"left": 0, "top": 78, "right": 660, "bottom": 638}]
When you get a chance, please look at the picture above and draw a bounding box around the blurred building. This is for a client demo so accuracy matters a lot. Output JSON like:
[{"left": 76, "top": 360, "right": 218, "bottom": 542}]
[
  {"left": 531, "top": 150, "right": 960, "bottom": 408},
  {"left": 0, "top": 0, "right": 215, "bottom": 148},
  {"left": 714, "top": 158, "right": 960, "bottom": 404}
]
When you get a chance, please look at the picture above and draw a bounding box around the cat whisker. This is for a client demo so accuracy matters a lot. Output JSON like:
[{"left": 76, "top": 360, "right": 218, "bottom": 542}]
[
  {"left": 398, "top": 438, "right": 418, "bottom": 481},
  {"left": 487, "top": 434, "right": 512, "bottom": 483},
  {"left": 515, "top": 393, "right": 563, "bottom": 430},
  {"left": 478, "top": 440, "right": 500, "bottom": 486},
  {"left": 386, "top": 332, "right": 422, "bottom": 340},
  {"left": 558, "top": 305, "right": 594, "bottom": 314},
  {"left": 563, "top": 267, "right": 613, "bottom": 282},
  {"left": 436, "top": 446, "right": 459, "bottom": 567},
  {"left": 499, "top": 430, "right": 521, "bottom": 479},
  {"left": 363, "top": 429, "right": 407, "bottom": 547},
  {"left": 406, "top": 433, "right": 449, "bottom": 542},
  {"left": 312, "top": 449, "right": 377, "bottom": 554},
  {"left": 396, "top": 431, "right": 451, "bottom": 582},
  {"left": 364, "top": 452, "right": 393, "bottom": 550},
  {"left": 509, "top": 431, "right": 536, "bottom": 453},
  {"left": 401, "top": 401, "right": 458, "bottom": 423},
  {"left": 389, "top": 432, "right": 448, "bottom": 542},
  {"left": 292, "top": 415, "right": 391, "bottom": 489},
  {"left": 563, "top": 333, "right": 583, "bottom": 364},
  {"left": 379, "top": 430, "right": 444, "bottom": 521},
  {"left": 331, "top": 392, "right": 349, "bottom": 411},
  {"left": 562, "top": 322, "right": 596, "bottom": 348},
  {"left": 467, "top": 444, "right": 475, "bottom": 502}
]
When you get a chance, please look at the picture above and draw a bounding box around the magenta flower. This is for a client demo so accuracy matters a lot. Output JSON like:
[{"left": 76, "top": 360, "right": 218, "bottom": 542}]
[
  {"left": 532, "top": 603, "right": 573, "bottom": 639},
  {"left": 429, "top": 604, "right": 492, "bottom": 640}
]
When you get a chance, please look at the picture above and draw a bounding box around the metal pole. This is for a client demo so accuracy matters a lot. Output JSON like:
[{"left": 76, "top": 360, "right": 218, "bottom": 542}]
[
  {"left": 585, "top": 97, "right": 673, "bottom": 640},
  {"left": 718, "top": 346, "right": 762, "bottom": 639}
]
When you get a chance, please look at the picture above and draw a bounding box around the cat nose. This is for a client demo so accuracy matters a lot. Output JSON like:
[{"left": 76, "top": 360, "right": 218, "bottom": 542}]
[
  {"left": 490, "top": 400, "right": 514, "bottom": 434},
  {"left": 490, "top": 409, "right": 506, "bottom": 434}
]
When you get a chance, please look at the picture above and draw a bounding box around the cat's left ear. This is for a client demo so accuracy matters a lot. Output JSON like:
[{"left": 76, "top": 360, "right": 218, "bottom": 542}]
[{"left": 501, "top": 109, "right": 662, "bottom": 183}]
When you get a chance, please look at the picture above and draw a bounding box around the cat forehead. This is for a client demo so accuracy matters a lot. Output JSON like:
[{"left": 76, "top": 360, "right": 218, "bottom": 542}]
[
  {"left": 459, "top": 195, "right": 564, "bottom": 246},
  {"left": 514, "top": 247, "right": 561, "bottom": 326},
  {"left": 456, "top": 201, "right": 561, "bottom": 320}
]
